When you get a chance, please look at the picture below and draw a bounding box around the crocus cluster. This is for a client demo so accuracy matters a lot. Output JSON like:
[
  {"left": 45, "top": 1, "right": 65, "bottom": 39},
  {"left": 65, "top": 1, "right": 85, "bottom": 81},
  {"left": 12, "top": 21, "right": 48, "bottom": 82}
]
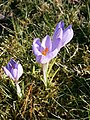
[
  {"left": 32, "top": 21, "right": 73, "bottom": 64},
  {"left": 3, "top": 21, "right": 74, "bottom": 89},
  {"left": 32, "top": 21, "right": 73, "bottom": 87},
  {"left": 3, "top": 59, "right": 23, "bottom": 97}
]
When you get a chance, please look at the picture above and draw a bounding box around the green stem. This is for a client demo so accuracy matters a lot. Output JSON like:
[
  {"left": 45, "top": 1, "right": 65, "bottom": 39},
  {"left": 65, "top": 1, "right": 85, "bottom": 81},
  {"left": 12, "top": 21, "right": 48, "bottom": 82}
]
[
  {"left": 15, "top": 82, "right": 22, "bottom": 98},
  {"left": 42, "top": 63, "right": 49, "bottom": 88}
]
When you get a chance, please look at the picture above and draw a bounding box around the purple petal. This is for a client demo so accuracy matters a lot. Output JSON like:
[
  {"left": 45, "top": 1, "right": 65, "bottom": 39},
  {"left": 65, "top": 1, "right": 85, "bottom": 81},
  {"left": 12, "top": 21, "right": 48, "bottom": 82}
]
[
  {"left": 55, "top": 21, "right": 64, "bottom": 30},
  {"left": 10, "top": 59, "right": 18, "bottom": 68},
  {"left": 41, "top": 35, "right": 52, "bottom": 51},
  {"left": 52, "top": 31, "right": 63, "bottom": 51},
  {"left": 33, "top": 46, "right": 42, "bottom": 56},
  {"left": 52, "top": 21, "right": 64, "bottom": 51},
  {"left": 33, "top": 38, "right": 41, "bottom": 46},
  {"left": 17, "top": 64, "right": 23, "bottom": 80},
  {"left": 36, "top": 55, "right": 42, "bottom": 63},
  {"left": 53, "top": 21, "right": 64, "bottom": 41},
  {"left": 3, "top": 67, "right": 14, "bottom": 80},
  {"left": 6, "top": 62, "right": 12, "bottom": 72},
  {"left": 11, "top": 68, "right": 18, "bottom": 80},
  {"left": 47, "top": 48, "right": 59, "bottom": 61},
  {"left": 62, "top": 25, "right": 73, "bottom": 46},
  {"left": 32, "top": 38, "right": 42, "bottom": 56},
  {"left": 53, "top": 28, "right": 63, "bottom": 41},
  {"left": 53, "top": 38, "right": 62, "bottom": 51}
]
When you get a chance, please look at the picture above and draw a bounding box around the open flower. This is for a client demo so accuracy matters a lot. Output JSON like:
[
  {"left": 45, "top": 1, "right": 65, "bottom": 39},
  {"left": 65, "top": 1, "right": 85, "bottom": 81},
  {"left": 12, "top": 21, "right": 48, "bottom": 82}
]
[
  {"left": 32, "top": 21, "right": 73, "bottom": 64},
  {"left": 33, "top": 35, "right": 59, "bottom": 64},
  {"left": 3, "top": 59, "right": 23, "bottom": 82}
]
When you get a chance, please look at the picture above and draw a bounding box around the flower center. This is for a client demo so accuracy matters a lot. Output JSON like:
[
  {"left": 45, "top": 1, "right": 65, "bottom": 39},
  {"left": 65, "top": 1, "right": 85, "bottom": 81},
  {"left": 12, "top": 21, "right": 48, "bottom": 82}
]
[{"left": 42, "top": 47, "right": 49, "bottom": 56}]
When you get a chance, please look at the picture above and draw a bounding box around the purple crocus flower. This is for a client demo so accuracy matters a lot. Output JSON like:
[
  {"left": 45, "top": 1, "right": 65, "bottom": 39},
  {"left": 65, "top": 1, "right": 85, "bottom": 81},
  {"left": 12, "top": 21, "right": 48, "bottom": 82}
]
[
  {"left": 3, "top": 59, "right": 23, "bottom": 82},
  {"left": 32, "top": 21, "right": 73, "bottom": 64},
  {"left": 52, "top": 21, "right": 73, "bottom": 51},
  {"left": 3, "top": 59, "right": 23, "bottom": 97}
]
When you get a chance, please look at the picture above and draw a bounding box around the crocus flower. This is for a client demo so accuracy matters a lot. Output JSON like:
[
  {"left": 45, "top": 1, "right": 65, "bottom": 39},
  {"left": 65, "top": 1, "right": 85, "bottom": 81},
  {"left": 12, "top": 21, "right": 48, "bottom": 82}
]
[
  {"left": 52, "top": 21, "right": 73, "bottom": 51},
  {"left": 3, "top": 59, "right": 23, "bottom": 97},
  {"left": 3, "top": 59, "right": 23, "bottom": 82},
  {"left": 32, "top": 35, "right": 59, "bottom": 64},
  {"left": 32, "top": 21, "right": 73, "bottom": 64}
]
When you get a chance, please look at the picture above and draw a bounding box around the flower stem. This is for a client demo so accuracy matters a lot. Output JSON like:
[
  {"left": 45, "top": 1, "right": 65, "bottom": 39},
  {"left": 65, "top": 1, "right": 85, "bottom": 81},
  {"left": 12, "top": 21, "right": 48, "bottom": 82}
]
[
  {"left": 42, "top": 63, "right": 49, "bottom": 88},
  {"left": 15, "top": 82, "right": 22, "bottom": 98}
]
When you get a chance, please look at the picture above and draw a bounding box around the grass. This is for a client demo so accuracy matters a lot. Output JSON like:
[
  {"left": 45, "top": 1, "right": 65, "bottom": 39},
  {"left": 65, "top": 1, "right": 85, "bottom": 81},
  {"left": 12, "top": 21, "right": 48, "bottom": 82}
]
[{"left": 0, "top": 0, "right": 90, "bottom": 119}]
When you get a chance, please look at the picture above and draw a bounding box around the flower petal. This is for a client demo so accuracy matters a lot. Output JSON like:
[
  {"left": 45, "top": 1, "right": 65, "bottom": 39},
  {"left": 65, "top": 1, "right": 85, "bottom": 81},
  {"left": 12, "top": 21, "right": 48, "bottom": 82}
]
[
  {"left": 52, "top": 21, "right": 64, "bottom": 51},
  {"left": 3, "top": 67, "right": 14, "bottom": 80},
  {"left": 52, "top": 33, "right": 63, "bottom": 51},
  {"left": 48, "top": 48, "right": 59, "bottom": 61},
  {"left": 6, "top": 62, "right": 12, "bottom": 72},
  {"left": 53, "top": 28, "right": 63, "bottom": 41},
  {"left": 36, "top": 55, "right": 42, "bottom": 63},
  {"left": 53, "top": 21, "right": 64, "bottom": 41},
  {"left": 17, "top": 64, "right": 23, "bottom": 80},
  {"left": 32, "top": 38, "right": 42, "bottom": 56},
  {"left": 33, "top": 38, "right": 41, "bottom": 46},
  {"left": 62, "top": 25, "right": 73, "bottom": 47},
  {"left": 10, "top": 59, "right": 18, "bottom": 69},
  {"left": 41, "top": 35, "right": 52, "bottom": 51},
  {"left": 55, "top": 21, "right": 64, "bottom": 31},
  {"left": 12, "top": 68, "right": 18, "bottom": 80}
]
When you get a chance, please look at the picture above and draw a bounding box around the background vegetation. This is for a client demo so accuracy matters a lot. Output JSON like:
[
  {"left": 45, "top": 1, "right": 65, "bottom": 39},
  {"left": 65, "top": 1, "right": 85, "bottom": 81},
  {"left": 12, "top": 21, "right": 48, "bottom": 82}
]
[{"left": 0, "top": 0, "right": 90, "bottom": 119}]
